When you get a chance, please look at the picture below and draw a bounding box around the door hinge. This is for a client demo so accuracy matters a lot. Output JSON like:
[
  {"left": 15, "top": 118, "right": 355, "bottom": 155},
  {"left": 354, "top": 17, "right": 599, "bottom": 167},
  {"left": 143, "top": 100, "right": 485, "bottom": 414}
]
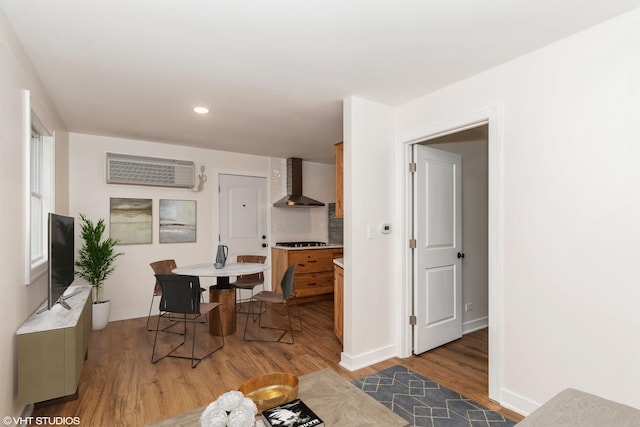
[
  {"left": 409, "top": 315, "right": 417, "bottom": 326},
  {"left": 409, "top": 238, "right": 416, "bottom": 249},
  {"left": 409, "top": 162, "right": 416, "bottom": 173}
]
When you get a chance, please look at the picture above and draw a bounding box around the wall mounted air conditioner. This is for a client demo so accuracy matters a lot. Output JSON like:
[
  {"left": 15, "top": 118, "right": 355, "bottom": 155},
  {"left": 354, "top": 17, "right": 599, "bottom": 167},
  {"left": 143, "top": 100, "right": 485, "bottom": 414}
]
[{"left": 106, "top": 153, "right": 195, "bottom": 188}]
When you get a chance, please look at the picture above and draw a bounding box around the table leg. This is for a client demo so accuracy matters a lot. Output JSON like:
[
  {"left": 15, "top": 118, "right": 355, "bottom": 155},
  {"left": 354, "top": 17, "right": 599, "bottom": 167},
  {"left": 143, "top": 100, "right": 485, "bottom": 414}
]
[
  {"left": 216, "top": 276, "right": 230, "bottom": 287},
  {"left": 209, "top": 285, "right": 236, "bottom": 336}
]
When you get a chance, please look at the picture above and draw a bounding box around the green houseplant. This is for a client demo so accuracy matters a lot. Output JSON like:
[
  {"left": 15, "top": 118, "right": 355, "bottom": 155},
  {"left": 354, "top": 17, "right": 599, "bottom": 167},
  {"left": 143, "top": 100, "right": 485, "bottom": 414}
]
[{"left": 75, "top": 214, "right": 123, "bottom": 329}]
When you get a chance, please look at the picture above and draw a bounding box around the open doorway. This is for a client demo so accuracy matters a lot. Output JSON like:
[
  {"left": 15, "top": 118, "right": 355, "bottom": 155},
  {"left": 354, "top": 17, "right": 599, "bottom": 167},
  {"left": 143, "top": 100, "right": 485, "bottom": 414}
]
[
  {"left": 411, "top": 125, "right": 488, "bottom": 354},
  {"left": 400, "top": 106, "right": 503, "bottom": 401},
  {"left": 411, "top": 126, "right": 490, "bottom": 402}
]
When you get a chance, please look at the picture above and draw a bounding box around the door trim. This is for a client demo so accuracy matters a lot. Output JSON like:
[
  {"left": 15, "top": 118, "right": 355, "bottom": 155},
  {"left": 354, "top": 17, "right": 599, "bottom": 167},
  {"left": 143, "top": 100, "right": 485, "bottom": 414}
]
[{"left": 397, "top": 105, "right": 504, "bottom": 402}]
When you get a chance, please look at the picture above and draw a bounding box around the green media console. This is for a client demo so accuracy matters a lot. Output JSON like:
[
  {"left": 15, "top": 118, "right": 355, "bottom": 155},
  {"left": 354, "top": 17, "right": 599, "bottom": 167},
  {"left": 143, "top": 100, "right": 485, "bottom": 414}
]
[{"left": 16, "top": 285, "right": 92, "bottom": 405}]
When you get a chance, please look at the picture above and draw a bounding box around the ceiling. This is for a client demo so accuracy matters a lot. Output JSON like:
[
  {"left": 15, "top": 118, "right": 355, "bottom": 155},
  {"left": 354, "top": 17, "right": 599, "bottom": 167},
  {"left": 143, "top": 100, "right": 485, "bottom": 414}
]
[{"left": 2, "top": 1, "right": 639, "bottom": 163}]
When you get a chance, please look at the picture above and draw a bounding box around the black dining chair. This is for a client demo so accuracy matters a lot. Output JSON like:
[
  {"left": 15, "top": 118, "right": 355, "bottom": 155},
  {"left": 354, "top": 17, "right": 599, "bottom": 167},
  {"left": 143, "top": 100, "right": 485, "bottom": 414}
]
[
  {"left": 148, "top": 260, "right": 207, "bottom": 332},
  {"left": 151, "top": 274, "right": 224, "bottom": 368}
]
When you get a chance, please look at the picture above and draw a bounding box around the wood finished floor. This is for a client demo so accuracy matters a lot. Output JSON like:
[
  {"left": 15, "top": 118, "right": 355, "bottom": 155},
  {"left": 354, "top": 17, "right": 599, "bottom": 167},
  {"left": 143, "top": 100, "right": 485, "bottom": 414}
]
[{"left": 33, "top": 300, "right": 524, "bottom": 426}]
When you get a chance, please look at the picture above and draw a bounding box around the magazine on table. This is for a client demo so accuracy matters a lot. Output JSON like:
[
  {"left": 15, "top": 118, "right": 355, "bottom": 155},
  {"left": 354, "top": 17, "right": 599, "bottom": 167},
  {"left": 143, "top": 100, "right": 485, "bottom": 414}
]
[{"left": 261, "top": 398, "right": 324, "bottom": 427}]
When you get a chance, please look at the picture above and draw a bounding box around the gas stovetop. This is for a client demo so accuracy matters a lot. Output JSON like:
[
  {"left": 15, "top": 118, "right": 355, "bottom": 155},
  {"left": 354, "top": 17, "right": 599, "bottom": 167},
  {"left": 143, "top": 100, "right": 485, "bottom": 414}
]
[{"left": 276, "top": 241, "right": 328, "bottom": 247}]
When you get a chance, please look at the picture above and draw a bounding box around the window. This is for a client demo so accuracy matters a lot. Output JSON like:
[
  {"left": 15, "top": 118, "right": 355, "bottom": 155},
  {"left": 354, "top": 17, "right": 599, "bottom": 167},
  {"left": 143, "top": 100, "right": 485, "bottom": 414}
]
[{"left": 24, "top": 90, "right": 54, "bottom": 284}]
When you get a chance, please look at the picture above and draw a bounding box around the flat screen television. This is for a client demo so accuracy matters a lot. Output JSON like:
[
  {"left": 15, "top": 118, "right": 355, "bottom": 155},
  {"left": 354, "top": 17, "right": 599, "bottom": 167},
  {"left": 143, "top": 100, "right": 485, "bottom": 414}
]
[{"left": 46, "top": 213, "right": 76, "bottom": 310}]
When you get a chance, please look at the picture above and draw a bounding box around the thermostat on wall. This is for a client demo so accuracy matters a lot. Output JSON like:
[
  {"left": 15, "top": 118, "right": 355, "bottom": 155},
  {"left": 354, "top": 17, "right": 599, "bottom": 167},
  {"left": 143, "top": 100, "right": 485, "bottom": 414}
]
[{"left": 380, "top": 223, "right": 392, "bottom": 234}]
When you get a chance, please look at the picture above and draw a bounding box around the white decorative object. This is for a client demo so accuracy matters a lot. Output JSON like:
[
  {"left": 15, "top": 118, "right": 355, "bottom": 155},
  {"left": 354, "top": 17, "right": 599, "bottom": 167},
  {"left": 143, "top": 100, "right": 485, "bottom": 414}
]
[
  {"left": 92, "top": 300, "right": 111, "bottom": 330},
  {"left": 200, "top": 390, "right": 258, "bottom": 427}
]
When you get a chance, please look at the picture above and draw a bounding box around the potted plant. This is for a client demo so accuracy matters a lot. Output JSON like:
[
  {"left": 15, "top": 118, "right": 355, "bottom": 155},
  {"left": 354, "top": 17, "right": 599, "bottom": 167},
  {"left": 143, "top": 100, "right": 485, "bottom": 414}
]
[{"left": 75, "top": 213, "right": 123, "bottom": 330}]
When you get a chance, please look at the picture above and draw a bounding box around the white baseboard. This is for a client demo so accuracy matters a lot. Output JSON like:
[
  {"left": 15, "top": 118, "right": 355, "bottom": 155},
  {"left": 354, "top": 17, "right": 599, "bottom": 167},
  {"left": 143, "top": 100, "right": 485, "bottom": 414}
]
[
  {"left": 462, "top": 316, "right": 488, "bottom": 334},
  {"left": 109, "top": 307, "right": 149, "bottom": 322},
  {"left": 338, "top": 318, "right": 488, "bottom": 372},
  {"left": 499, "top": 387, "right": 541, "bottom": 417},
  {"left": 339, "top": 344, "right": 397, "bottom": 371}
]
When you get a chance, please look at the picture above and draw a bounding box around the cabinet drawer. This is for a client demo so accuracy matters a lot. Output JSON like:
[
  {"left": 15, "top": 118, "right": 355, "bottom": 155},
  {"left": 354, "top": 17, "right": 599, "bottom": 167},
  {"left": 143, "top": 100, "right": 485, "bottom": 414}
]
[
  {"left": 289, "top": 250, "right": 334, "bottom": 273},
  {"left": 294, "top": 271, "right": 333, "bottom": 297}
]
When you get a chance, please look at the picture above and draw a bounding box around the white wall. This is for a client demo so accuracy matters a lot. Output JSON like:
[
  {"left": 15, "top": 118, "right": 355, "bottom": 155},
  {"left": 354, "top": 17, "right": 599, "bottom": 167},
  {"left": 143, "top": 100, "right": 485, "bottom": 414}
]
[
  {"left": 0, "top": 10, "right": 68, "bottom": 419},
  {"left": 392, "top": 8, "right": 640, "bottom": 413},
  {"left": 341, "top": 96, "right": 398, "bottom": 369},
  {"left": 69, "top": 134, "right": 336, "bottom": 320}
]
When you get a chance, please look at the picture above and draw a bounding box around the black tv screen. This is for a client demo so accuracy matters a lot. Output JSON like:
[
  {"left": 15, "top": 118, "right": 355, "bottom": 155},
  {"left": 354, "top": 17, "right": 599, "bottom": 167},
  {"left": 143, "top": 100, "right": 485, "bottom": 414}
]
[{"left": 48, "top": 213, "right": 75, "bottom": 309}]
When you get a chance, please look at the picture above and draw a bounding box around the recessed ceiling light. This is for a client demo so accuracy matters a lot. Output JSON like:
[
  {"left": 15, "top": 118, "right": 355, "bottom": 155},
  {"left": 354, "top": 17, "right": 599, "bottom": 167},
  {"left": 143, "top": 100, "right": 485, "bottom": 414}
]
[{"left": 193, "top": 106, "right": 209, "bottom": 114}]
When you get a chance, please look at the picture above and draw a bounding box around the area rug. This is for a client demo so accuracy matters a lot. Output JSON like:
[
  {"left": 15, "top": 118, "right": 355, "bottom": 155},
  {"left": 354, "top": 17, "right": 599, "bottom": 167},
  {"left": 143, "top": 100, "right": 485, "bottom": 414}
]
[{"left": 352, "top": 365, "right": 516, "bottom": 427}]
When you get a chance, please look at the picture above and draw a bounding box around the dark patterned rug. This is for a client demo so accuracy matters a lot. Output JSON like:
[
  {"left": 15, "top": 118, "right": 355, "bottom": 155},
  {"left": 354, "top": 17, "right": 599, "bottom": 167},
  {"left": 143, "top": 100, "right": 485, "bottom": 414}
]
[{"left": 352, "top": 365, "right": 516, "bottom": 427}]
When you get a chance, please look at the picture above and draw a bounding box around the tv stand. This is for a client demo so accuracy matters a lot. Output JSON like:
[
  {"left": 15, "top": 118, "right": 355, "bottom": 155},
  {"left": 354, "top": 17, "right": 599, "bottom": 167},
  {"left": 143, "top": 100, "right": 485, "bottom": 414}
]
[
  {"left": 56, "top": 298, "right": 71, "bottom": 310},
  {"left": 36, "top": 288, "right": 84, "bottom": 314},
  {"left": 17, "top": 285, "right": 92, "bottom": 405}
]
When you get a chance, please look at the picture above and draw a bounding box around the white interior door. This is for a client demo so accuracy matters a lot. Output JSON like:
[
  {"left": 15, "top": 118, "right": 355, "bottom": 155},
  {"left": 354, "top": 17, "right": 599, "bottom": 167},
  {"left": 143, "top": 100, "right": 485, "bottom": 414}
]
[
  {"left": 219, "top": 173, "right": 268, "bottom": 265},
  {"left": 413, "top": 145, "right": 463, "bottom": 354}
]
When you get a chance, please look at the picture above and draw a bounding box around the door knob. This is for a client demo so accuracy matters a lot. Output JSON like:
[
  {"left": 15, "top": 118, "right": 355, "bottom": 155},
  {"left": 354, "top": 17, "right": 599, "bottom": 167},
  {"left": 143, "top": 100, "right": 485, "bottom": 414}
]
[
  {"left": 457, "top": 252, "right": 465, "bottom": 259},
  {"left": 261, "top": 243, "right": 267, "bottom": 248}
]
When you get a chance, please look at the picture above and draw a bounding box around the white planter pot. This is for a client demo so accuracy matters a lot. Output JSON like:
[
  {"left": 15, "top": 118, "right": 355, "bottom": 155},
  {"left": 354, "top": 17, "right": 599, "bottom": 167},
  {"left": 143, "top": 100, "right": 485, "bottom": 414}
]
[{"left": 92, "top": 300, "right": 111, "bottom": 330}]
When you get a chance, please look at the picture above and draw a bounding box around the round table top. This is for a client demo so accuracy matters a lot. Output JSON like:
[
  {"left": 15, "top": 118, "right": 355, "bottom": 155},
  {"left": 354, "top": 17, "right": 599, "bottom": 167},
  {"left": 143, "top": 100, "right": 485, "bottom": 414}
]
[{"left": 172, "top": 262, "right": 269, "bottom": 277}]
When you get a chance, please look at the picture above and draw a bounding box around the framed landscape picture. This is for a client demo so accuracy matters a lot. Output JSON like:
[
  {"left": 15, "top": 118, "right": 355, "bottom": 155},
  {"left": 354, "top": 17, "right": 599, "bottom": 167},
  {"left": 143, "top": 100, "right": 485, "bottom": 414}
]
[
  {"left": 159, "top": 199, "right": 196, "bottom": 243},
  {"left": 109, "top": 198, "right": 153, "bottom": 245}
]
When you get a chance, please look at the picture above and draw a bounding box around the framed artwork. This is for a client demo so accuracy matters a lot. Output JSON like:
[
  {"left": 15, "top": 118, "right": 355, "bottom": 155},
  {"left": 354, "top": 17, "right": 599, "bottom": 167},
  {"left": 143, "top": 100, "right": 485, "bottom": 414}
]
[
  {"left": 110, "top": 198, "right": 153, "bottom": 245},
  {"left": 159, "top": 199, "right": 196, "bottom": 243}
]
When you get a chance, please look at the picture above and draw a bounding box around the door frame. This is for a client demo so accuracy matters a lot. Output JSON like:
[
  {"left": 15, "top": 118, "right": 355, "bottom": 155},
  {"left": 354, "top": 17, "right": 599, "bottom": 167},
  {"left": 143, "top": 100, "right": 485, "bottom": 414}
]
[{"left": 397, "top": 105, "right": 504, "bottom": 402}]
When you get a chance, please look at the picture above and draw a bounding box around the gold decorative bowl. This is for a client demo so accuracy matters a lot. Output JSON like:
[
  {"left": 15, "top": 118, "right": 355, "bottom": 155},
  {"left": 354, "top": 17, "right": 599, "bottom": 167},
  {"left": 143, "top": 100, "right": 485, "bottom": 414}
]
[{"left": 238, "top": 372, "right": 299, "bottom": 413}]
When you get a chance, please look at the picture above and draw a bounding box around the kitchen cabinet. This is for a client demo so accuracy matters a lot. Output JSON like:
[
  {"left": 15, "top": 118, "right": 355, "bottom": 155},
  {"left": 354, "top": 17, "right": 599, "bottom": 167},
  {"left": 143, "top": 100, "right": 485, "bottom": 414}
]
[
  {"left": 272, "top": 246, "right": 343, "bottom": 303},
  {"left": 335, "top": 142, "right": 343, "bottom": 218},
  {"left": 334, "top": 262, "right": 344, "bottom": 346}
]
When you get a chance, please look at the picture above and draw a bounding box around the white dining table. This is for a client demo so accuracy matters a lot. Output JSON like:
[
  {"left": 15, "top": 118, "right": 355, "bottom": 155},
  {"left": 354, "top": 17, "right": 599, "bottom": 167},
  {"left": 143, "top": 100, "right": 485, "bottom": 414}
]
[
  {"left": 172, "top": 262, "right": 269, "bottom": 288},
  {"left": 172, "top": 262, "right": 270, "bottom": 336}
]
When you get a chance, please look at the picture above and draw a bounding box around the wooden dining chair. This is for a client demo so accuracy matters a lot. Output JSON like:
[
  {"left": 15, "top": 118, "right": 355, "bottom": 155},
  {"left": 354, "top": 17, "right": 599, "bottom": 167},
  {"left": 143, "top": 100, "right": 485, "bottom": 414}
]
[
  {"left": 234, "top": 255, "right": 267, "bottom": 315},
  {"left": 243, "top": 264, "right": 302, "bottom": 344}
]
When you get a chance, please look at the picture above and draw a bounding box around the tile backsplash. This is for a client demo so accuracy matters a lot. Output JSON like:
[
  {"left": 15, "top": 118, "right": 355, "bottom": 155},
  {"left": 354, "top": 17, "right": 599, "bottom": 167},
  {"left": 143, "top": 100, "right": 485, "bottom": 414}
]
[
  {"left": 328, "top": 203, "right": 343, "bottom": 245},
  {"left": 271, "top": 205, "right": 328, "bottom": 242}
]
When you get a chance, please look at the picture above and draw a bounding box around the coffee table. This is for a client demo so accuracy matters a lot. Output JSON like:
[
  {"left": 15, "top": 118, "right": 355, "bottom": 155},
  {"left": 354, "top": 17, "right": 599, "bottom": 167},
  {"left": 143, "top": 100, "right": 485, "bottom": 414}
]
[{"left": 145, "top": 368, "right": 409, "bottom": 426}]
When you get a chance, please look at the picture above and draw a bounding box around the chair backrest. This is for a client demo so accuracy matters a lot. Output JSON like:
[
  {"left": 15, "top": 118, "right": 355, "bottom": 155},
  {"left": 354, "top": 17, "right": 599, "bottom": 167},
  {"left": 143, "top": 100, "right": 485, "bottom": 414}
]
[
  {"left": 280, "top": 264, "right": 297, "bottom": 299},
  {"left": 150, "top": 259, "right": 178, "bottom": 294},
  {"left": 236, "top": 255, "right": 266, "bottom": 282},
  {"left": 155, "top": 274, "right": 201, "bottom": 315}
]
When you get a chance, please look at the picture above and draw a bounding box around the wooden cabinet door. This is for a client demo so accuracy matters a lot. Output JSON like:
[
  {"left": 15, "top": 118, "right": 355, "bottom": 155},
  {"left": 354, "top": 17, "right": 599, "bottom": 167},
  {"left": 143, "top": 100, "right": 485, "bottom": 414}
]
[
  {"left": 334, "top": 266, "right": 344, "bottom": 345},
  {"left": 294, "top": 271, "right": 333, "bottom": 297},
  {"left": 335, "top": 142, "right": 344, "bottom": 218},
  {"left": 288, "top": 250, "right": 333, "bottom": 273}
]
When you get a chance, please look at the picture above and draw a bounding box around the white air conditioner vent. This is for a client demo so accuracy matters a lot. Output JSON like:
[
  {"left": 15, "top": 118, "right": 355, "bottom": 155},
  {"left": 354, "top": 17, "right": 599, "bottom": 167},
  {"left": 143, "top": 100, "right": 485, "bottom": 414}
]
[{"left": 106, "top": 153, "right": 195, "bottom": 188}]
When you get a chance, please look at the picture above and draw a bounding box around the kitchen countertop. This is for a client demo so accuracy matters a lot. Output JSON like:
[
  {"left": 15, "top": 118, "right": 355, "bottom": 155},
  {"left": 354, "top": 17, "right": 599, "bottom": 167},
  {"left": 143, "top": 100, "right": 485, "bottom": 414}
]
[
  {"left": 272, "top": 244, "right": 344, "bottom": 250},
  {"left": 334, "top": 258, "right": 344, "bottom": 268}
]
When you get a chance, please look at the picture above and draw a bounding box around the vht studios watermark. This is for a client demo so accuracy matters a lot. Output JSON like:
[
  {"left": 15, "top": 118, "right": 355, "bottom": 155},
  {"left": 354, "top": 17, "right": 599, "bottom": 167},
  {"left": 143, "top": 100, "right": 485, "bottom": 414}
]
[{"left": 3, "top": 416, "right": 80, "bottom": 426}]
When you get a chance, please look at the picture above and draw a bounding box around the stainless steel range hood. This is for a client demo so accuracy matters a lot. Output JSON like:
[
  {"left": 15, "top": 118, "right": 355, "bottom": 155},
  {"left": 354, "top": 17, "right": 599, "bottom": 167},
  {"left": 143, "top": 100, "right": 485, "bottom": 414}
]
[{"left": 273, "top": 158, "right": 325, "bottom": 207}]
